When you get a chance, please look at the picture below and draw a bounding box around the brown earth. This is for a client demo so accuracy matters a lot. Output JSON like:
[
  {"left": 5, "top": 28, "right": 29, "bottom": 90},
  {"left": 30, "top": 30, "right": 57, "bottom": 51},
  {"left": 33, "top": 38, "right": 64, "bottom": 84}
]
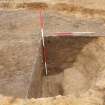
[{"left": 0, "top": 1, "right": 105, "bottom": 105}]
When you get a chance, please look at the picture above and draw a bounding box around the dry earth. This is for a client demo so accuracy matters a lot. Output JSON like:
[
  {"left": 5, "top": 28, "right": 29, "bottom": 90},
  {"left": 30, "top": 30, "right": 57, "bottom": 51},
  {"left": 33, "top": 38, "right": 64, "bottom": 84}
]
[
  {"left": 0, "top": 0, "right": 105, "bottom": 105},
  {"left": 1, "top": 0, "right": 105, "bottom": 10}
]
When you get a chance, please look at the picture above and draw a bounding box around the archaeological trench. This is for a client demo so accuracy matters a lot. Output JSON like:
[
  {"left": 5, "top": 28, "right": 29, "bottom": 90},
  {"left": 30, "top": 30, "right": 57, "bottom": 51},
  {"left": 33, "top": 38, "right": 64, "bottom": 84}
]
[{"left": 1, "top": 1, "right": 105, "bottom": 105}]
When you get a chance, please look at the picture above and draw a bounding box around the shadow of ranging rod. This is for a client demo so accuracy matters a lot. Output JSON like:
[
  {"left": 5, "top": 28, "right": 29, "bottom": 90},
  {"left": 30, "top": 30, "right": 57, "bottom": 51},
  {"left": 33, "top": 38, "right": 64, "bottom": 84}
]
[
  {"left": 54, "top": 32, "right": 103, "bottom": 36},
  {"left": 39, "top": 10, "right": 48, "bottom": 76}
]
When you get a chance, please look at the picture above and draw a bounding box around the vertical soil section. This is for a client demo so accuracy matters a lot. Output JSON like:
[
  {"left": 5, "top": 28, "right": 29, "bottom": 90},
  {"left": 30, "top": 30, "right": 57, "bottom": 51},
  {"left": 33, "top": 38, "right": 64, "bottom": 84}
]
[
  {"left": 42, "top": 36, "right": 97, "bottom": 97},
  {"left": 28, "top": 36, "right": 99, "bottom": 98},
  {"left": 1, "top": 35, "right": 103, "bottom": 98}
]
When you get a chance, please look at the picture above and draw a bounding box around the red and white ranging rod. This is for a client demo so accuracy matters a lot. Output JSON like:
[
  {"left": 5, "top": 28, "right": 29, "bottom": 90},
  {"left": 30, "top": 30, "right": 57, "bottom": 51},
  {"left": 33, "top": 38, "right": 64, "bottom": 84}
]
[
  {"left": 39, "top": 10, "right": 105, "bottom": 76},
  {"left": 39, "top": 10, "right": 48, "bottom": 76},
  {"left": 54, "top": 32, "right": 105, "bottom": 36}
]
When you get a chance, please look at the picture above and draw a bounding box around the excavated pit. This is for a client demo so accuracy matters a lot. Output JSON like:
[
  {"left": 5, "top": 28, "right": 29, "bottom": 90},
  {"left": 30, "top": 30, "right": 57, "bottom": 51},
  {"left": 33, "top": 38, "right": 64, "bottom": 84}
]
[
  {"left": 0, "top": 35, "right": 105, "bottom": 99},
  {"left": 28, "top": 36, "right": 105, "bottom": 98}
]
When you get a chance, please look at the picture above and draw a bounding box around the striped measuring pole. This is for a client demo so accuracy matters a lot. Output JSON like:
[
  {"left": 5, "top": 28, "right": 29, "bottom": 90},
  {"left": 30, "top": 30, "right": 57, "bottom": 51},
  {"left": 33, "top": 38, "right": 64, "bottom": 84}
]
[
  {"left": 54, "top": 32, "right": 105, "bottom": 36},
  {"left": 39, "top": 10, "right": 48, "bottom": 76}
]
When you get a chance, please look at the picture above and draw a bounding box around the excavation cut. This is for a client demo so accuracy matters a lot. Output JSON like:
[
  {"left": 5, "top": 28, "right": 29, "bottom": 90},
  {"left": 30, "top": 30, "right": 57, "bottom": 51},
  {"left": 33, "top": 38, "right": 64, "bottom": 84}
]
[{"left": 28, "top": 36, "right": 105, "bottom": 98}]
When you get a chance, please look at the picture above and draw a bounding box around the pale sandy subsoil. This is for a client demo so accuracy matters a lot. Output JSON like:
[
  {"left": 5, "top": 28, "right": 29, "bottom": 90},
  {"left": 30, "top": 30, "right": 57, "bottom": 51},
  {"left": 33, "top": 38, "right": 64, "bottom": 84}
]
[{"left": 63, "top": 37, "right": 105, "bottom": 96}]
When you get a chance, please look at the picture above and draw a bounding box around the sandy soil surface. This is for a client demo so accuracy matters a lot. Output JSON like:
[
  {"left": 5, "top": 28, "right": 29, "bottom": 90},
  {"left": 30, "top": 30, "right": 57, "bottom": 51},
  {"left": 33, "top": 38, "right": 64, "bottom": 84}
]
[
  {"left": 1, "top": 0, "right": 105, "bottom": 12},
  {"left": 1, "top": 0, "right": 105, "bottom": 10}
]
